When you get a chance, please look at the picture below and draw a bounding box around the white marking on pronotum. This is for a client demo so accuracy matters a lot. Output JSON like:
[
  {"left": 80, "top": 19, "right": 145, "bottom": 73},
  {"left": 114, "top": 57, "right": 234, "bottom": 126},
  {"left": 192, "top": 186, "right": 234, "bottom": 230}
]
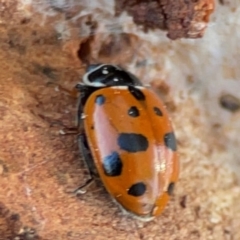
[
  {"left": 102, "top": 69, "right": 109, "bottom": 74},
  {"left": 82, "top": 64, "right": 121, "bottom": 87}
]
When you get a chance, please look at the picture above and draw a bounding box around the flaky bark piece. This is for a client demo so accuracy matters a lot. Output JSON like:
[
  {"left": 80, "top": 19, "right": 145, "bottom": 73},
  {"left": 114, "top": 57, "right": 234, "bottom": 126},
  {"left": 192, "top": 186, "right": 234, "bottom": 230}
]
[{"left": 115, "top": 0, "right": 215, "bottom": 40}]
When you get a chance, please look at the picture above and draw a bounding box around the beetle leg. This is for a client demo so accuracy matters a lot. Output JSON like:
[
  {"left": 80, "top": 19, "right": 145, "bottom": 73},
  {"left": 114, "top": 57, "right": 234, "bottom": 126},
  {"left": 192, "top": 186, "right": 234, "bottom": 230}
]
[
  {"left": 59, "top": 85, "right": 79, "bottom": 98},
  {"left": 72, "top": 133, "right": 98, "bottom": 195},
  {"left": 47, "top": 82, "right": 80, "bottom": 98},
  {"left": 59, "top": 127, "right": 80, "bottom": 135},
  {"left": 73, "top": 178, "right": 95, "bottom": 195},
  {"left": 48, "top": 120, "right": 80, "bottom": 135},
  {"left": 57, "top": 85, "right": 88, "bottom": 134},
  {"left": 75, "top": 84, "right": 97, "bottom": 129}
]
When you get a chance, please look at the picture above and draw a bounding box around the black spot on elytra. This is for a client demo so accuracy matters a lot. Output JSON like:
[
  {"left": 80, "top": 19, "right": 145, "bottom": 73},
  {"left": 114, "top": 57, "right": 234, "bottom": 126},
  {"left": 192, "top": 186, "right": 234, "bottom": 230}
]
[
  {"left": 91, "top": 125, "right": 94, "bottom": 130},
  {"left": 128, "top": 106, "right": 140, "bottom": 117},
  {"left": 118, "top": 133, "right": 148, "bottom": 152},
  {"left": 128, "top": 86, "right": 145, "bottom": 101},
  {"left": 164, "top": 132, "right": 177, "bottom": 151},
  {"left": 167, "top": 182, "right": 175, "bottom": 195},
  {"left": 95, "top": 95, "right": 105, "bottom": 105},
  {"left": 153, "top": 107, "right": 163, "bottom": 116},
  {"left": 102, "top": 152, "right": 123, "bottom": 176},
  {"left": 128, "top": 182, "right": 146, "bottom": 197}
]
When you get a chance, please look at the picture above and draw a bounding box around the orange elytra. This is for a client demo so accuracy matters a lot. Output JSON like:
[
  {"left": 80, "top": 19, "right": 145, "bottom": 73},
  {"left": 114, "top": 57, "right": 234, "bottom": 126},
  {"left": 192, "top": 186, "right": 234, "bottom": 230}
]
[{"left": 75, "top": 64, "right": 179, "bottom": 221}]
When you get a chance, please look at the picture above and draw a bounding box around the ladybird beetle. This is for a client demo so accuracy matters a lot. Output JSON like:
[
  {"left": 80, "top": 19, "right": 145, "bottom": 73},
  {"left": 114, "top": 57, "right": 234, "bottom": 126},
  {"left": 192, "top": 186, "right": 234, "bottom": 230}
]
[{"left": 75, "top": 64, "right": 179, "bottom": 221}]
